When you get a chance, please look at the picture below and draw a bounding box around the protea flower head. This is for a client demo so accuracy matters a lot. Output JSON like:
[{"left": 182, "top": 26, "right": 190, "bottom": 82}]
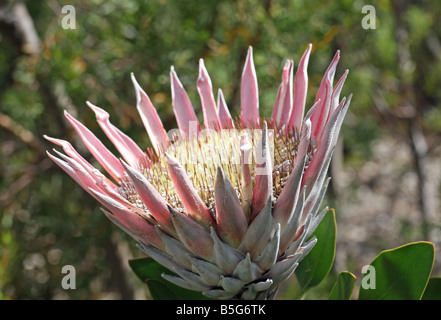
[{"left": 45, "top": 45, "right": 351, "bottom": 300}]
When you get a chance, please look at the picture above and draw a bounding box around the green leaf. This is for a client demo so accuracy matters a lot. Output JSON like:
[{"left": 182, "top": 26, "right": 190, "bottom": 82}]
[
  {"left": 422, "top": 278, "right": 441, "bottom": 300},
  {"left": 328, "top": 271, "right": 357, "bottom": 300},
  {"left": 294, "top": 209, "right": 336, "bottom": 293},
  {"left": 358, "top": 241, "right": 435, "bottom": 300},
  {"left": 128, "top": 257, "right": 209, "bottom": 300}
]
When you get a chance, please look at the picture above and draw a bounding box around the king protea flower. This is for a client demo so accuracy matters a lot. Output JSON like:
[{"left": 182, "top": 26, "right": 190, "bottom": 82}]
[{"left": 45, "top": 45, "right": 351, "bottom": 300}]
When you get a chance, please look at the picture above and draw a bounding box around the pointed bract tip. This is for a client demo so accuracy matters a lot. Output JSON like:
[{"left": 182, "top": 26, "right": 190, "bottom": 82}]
[
  {"left": 86, "top": 100, "right": 101, "bottom": 112},
  {"left": 165, "top": 152, "right": 179, "bottom": 165},
  {"left": 166, "top": 205, "right": 182, "bottom": 222},
  {"left": 130, "top": 72, "right": 139, "bottom": 87},
  {"left": 85, "top": 100, "right": 94, "bottom": 107},
  {"left": 130, "top": 73, "right": 146, "bottom": 106},
  {"left": 198, "top": 59, "right": 208, "bottom": 81},
  {"left": 302, "top": 43, "right": 313, "bottom": 57},
  {"left": 332, "top": 50, "right": 341, "bottom": 63},
  {"left": 283, "top": 59, "right": 292, "bottom": 70},
  {"left": 167, "top": 204, "right": 176, "bottom": 216},
  {"left": 346, "top": 93, "right": 353, "bottom": 104},
  {"left": 216, "top": 165, "right": 225, "bottom": 180},
  {"left": 51, "top": 148, "right": 66, "bottom": 159},
  {"left": 86, "top": 101, "right": 109, "bottom": 122},
  {"left": 245, "top": 46, "right": 254, "bottom": 63},
  {"left": 118, "top": 157, "right": 130, "bottom": 169}
]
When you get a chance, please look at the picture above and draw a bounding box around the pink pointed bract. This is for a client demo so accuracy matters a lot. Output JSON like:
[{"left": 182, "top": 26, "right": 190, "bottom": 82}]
[{"left": 45, "top": 45, "right": 351, "bottom": 300}]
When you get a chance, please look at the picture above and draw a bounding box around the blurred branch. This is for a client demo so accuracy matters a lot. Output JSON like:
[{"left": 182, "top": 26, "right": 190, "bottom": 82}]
[
  {"left": 0, "top": 158, "right": 52, "bottom": 208},
  {"left": 409, "top": 120, "right": 431, "bottom": 237},
  {"left": 106, "top": 233, "right": 147, "bottom": 300},
  {"left": 0, "top": 1, "right": 40, "bottom": 55},
  {"left": 0, "top": 112, "right": 46, "bottom": 155},
  {"left": 425, "top": 33, "right": 441, "bottom": 59},
  {"left": 0, "top": 1, "right": 142, "bottom": 300},
  {"left": 0, "top": 112, "right": 51, "bottom": 210},
  {"left": 389, "top": 0, "right": 432, "bottom": 237}
]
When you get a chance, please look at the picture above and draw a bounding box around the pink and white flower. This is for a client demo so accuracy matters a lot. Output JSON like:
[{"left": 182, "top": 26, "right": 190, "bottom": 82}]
[{"left": 45, "top": 45, "right": 351, "bottom": 300}]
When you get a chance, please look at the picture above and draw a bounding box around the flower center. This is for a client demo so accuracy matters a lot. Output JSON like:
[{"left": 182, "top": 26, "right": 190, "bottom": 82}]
[{"left": 119, "top": 119, "right": 310, "bottom": 215}]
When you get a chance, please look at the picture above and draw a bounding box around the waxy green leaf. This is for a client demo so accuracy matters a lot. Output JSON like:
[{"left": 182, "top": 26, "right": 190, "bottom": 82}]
[
  {"left": 129, "top": 257, "right": 209, "bottom": 300},
  {"left": 294, "top": 209, "right": 336, "bottom": 292},
  {"left": 358, "top": 241, "right": 435, "bottom": 300},
  {"left": 328, "top": 271, "right": 357, "bottom": 300},
  {"left": 422, "top": 278, "right": 441, "bottom": 300}
]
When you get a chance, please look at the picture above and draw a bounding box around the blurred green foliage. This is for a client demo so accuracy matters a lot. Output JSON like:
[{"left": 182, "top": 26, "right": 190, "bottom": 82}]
[{"left": 1, "top": 0, "right": 440, "bottom": 299}]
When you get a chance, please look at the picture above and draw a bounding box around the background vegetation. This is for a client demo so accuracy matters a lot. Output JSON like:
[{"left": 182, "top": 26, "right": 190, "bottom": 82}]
[{"left": 1, "top": 0, "right": 440, "bottom": 299}]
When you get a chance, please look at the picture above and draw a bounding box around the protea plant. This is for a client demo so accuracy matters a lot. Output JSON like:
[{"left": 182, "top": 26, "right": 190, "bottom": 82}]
[{"left": 45, "top": 45, "right": 351, "bottom": 300}]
